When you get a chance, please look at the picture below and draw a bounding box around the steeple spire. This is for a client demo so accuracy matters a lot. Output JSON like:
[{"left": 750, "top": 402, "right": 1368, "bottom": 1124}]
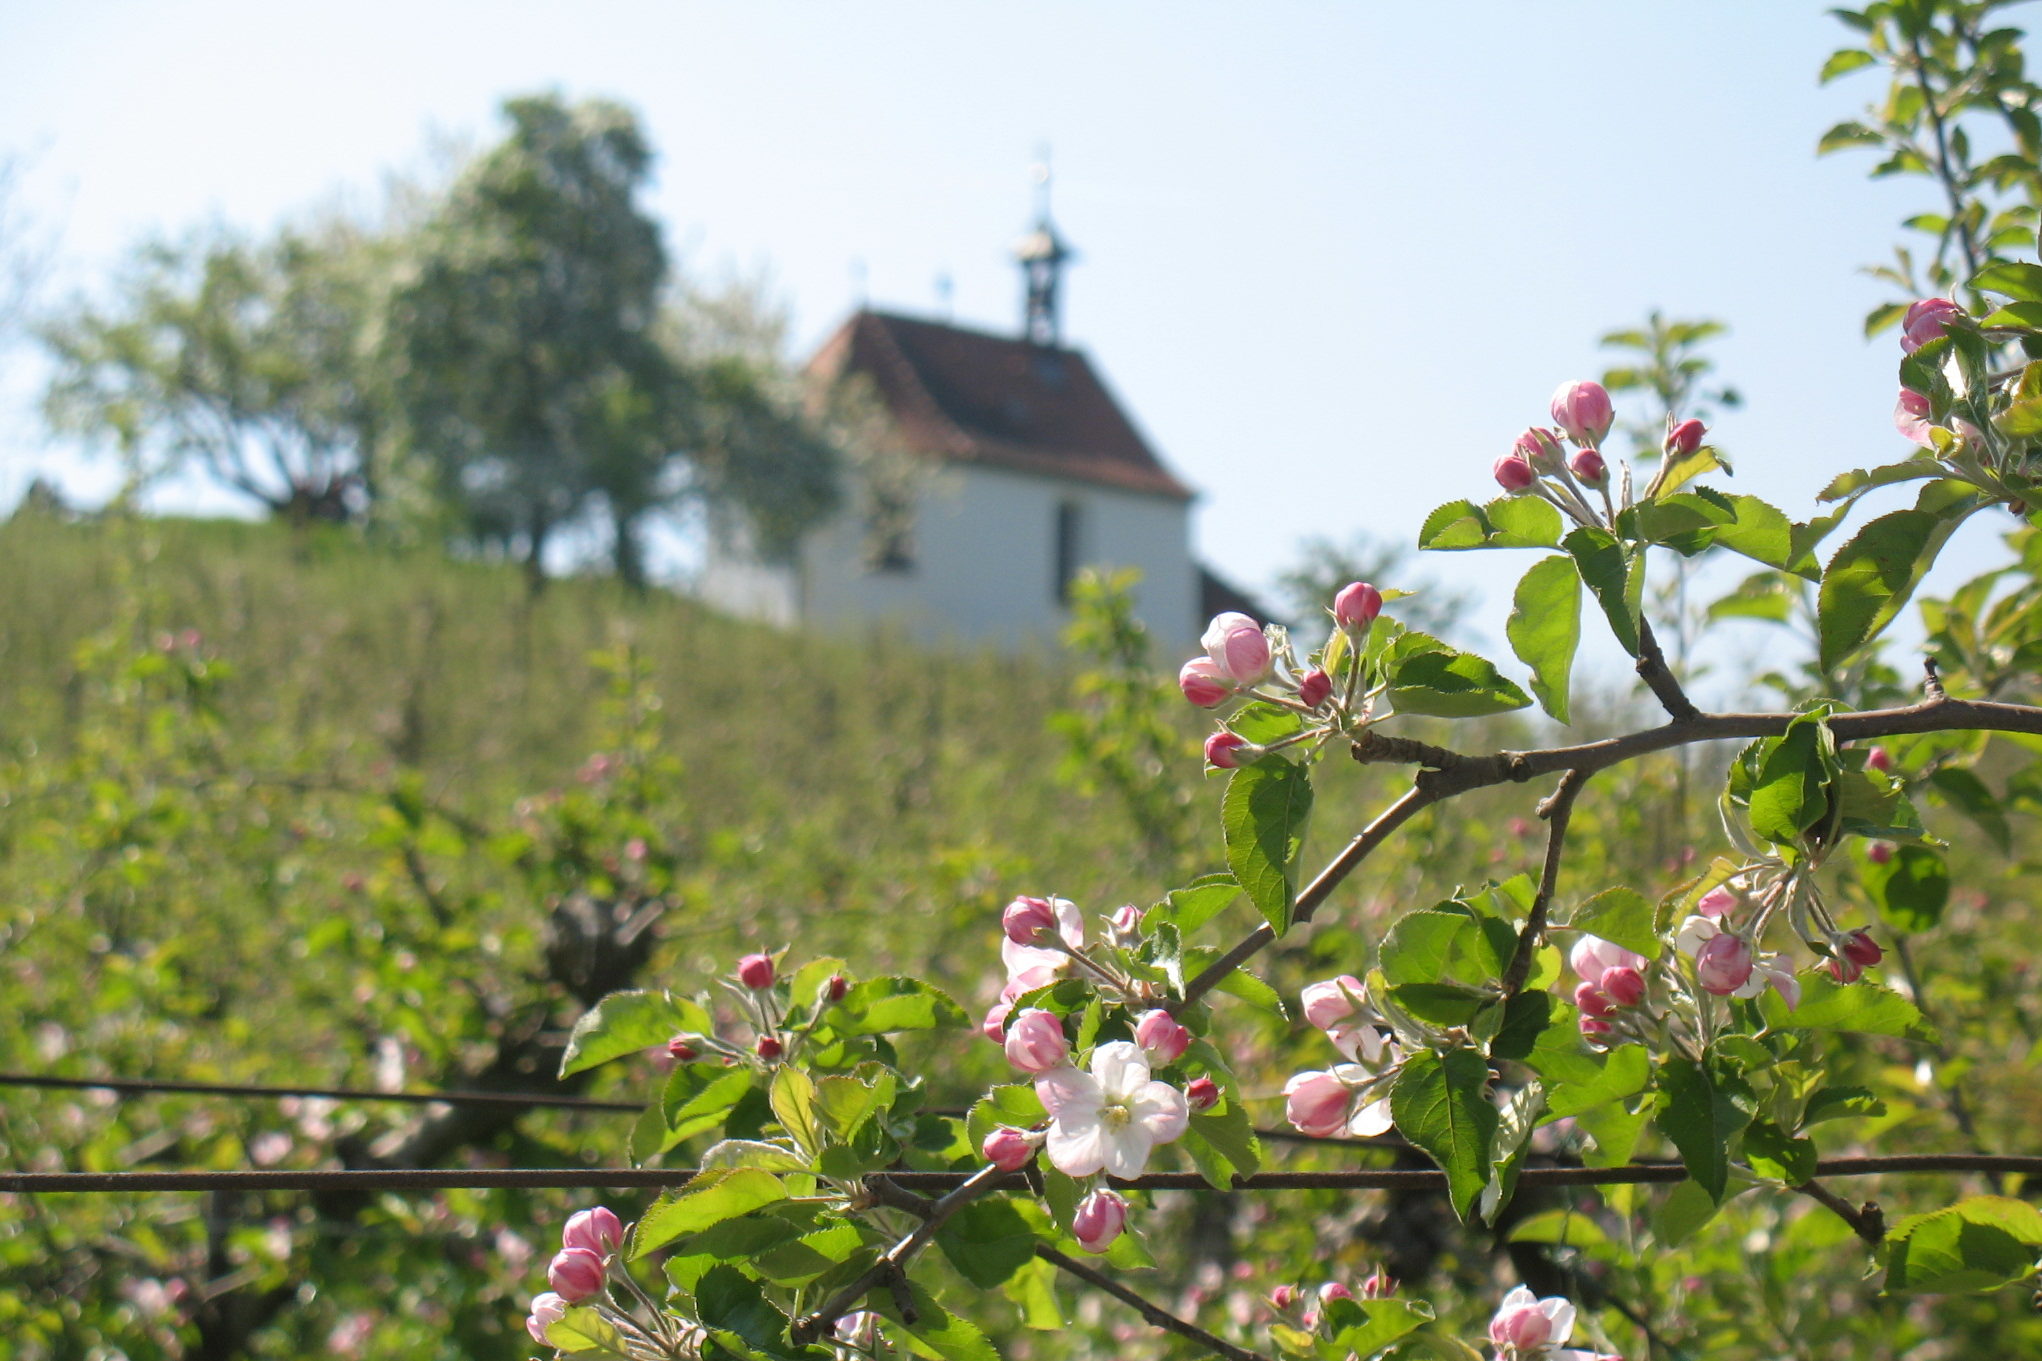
[{"left": 1012, "top": 152, "right": 1073, "bottom": 347}]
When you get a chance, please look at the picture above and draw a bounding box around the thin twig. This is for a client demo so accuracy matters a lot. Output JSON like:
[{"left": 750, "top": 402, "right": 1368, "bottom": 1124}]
[
  {"left": 1036, "top": 1244, "right": 1271, "bottom": 1361},
  {"left": 1634, "top": 618, "right": 1698, "bottom": 722},
  {"left": 0, "top": 1070, "right": 639, "bottom": 1112},
  {"left": 1500, "top": 770, "right": 1590, "bottom": 996},
  {"left": 1794, "top": 1179, "right": 1886, "bottom": 1246}
]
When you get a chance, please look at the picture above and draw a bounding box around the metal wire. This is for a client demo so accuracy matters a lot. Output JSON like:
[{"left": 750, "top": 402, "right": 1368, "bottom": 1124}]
[
  {"left": 0, "top": 1071, "right": 639, "bottom": 1112},
  {"left": 4, "top": 1155, "right": 2038, "bottom": 1196}
]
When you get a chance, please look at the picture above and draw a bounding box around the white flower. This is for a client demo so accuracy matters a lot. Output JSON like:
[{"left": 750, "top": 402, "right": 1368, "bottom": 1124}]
[
  {"left": 1488, "top": 1286, "right": 1619, "bottom": 1359},
  {"left": 1000, "top": 896, "right": 1086, "bottom": 997},
  {"left": 1035, "top": 1041, "right": 1190, "bottom": 1178},
  {"left": 1675, "top": 916, "right": 1797, "bottom": 1004}
]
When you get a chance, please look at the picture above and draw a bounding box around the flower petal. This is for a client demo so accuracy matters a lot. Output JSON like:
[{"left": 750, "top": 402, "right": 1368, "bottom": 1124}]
[
  {"left": 1539, "top": 1295, "right": 1577, "bottom": 1343},
  {"left": 1347, "top": 1097, "right": 1394, "bottom": 1137},
  {"left": 1130, "top": 1081, "right": 1189, "bottom": 1145},
  {"left": 1089, "top": 1041, "right": 1150, "bottom": 1099},
  {"left": 1045, "top": 1116, "right": 1110, "bottom": 1177},
  {"left": 1035, "top": 1066, "right": 1099, "bottom": 1119},
  {"left": 1102, "top": 1127, "right": 1154, "bottom": 1179}
]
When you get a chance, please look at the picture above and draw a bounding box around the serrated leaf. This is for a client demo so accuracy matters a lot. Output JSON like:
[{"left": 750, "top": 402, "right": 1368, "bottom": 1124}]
[
  {"left": 837, "top": 976, "right": 967, "bottom": 1035},
  {"left": 1804, "top": 1085, "right": 1886, "bottom": 1126},
  {"left": 1743, "top": 1118, "right": 1817, "bottom": 1185},
  {"left": 1567, "top": 886, "right": 1660, "bottom": 960},
  {"left": 1506, "top": 555, "right": 1580, "bottom": 724},
  {"left": 876, "top": 1282, "right": 1002, "bottom": 1361},
  {"left": 1885, "top": 1197, "right": 2042, "bottom": 1293},
  {"left": 1656, "top": 1055, "right": 1753, "bottom": 1202},
  {"left": 546, "top": 1305, "right": 633, "bottom": 1357},
  {"left": 630, "top": 1170, "right": 788, "bottom": 1259},
  {"left": 1156, "top": 873, "right": 1240, "bottom": 935},
  {"left": 1385, "top": 633, "right": 1532, "bottom": 717},
  {"left": 1222, "top": 761, "right": 1313, "bottom": 935},
  {"left": 1563, "top": 527, "right": 1642, "bottom": 656},
  {"left": 1419, "top": 495, "right": 1564, "bottom": 550},
  {"left": 1818, "top": 459, "right": 1942, "bottom": 504},
  {"left": 1972, "top": 260, "right": 2042, "bottom": 302},
  {"left": 559, "top": 989, "right": 708, "bottom": 1078},
  {"left": 1390, "top": 1048, "right": 1497, "bottom": 1220},
  {"left": 1761, "top": 974, "right": 1937, "bottom": 1042}
]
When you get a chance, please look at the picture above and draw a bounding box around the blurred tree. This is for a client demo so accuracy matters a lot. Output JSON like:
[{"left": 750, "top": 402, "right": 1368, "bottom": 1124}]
[
  {"left": 1277, "top": 532, "right": 1472, "bottom": 637},
  {"left": 41, "top": 222, "right": 387, "bottom": 522},
  {"left": 1596, "top": 310, "right": 1741, "bottom": 462}
]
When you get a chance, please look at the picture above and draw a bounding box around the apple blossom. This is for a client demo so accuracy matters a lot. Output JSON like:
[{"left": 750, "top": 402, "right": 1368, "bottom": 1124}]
[
  {"left": 1000, "top": 896, "right": 1086, "bottom": 995},
  {"left": 1185, "top": 1075, "right": 1220, "bottom": 1112},
  {"left": 1072, "top": 1188, "right": 1130, "bottom": 1254},
  {"left": 1487, "top": 1286, "right": 1616, "bottom": 1359},
  {"left": 525, "top": 1292, "right": 568, "bottom": 1345},
  {"left": 1569, "top": 936, "right": 1647, "bottom": 987},
  {"left": 1696, "top": 885, "right": 1738, "bottom": 918},
  {"left": 823, "top": 973, "right": 849, "bottom": 1002},
  {"left": 1828, "top": 928, "right": 1883, "bottom": 982},
  {"left": 1107, "top": 903, "right": 1143, "bottom": 945},
  {"left": 1550, "top": 379, "right": 1614, "bottom": 446},
  {"left": 1297, "top": 668, "right": 1332, "bottom": 709},
  {"left": 562, "top": 1207, "right": 622, "bottom": 1258},
  {"left": 1664, "top": 418, "right": 1706, "bottom": 457},
  {"left": 1002, "top": 895, "right": 1059, "bottom": 945},
  {"left": 1134, "top": 1008, "right": 1191, "bottom": 1064},
  {"left": 1567, "top": 447, "right": 1608, "bottom": 485},
  {"left": 1600, "top": 966, "right": 1646, "bottom": 1008},
  {"left": 547, "top": 1246, "right": 606, "bottom": 1302},
  {"left": 1204, "top": 731, "right": 1257, "bottom": 769},
  {"left": 1283, "top": 1061, "right": 1395, "bottom": 1138},
  {"left": 1516, "top": 426, "right": 1565, "bottom": 473},
  {"left": 1201, "top": 611, "right": 1272, "bottom": 684},
  {"left": 1865, "top": 745, "right": 1894, "bottom": 773},
  {"left": 1333, "top": 581, "right": 1383, "bottom": 630},
  {"left": 1178, "top": 657, "right": 1232, "bottom": 708},
  {"left": 1004, "top": 1008, "right": 1070, "bottom": 1074},
  {"left": 1867, "top": 840, "right": 1894, "bottom": 865},
  {"left": 737, "top": 953, "right": 775, "bottom": 990},
  {"left": 980, "top": 1002, "right": 1012, "bottom": 1043},
  {"left": 1901, "top": 297, "right": 1962, "bottom": 353},
  {"left": 1301, "top": 974, "right": 1368, "bottom": 1032},
  {"left": 1269, "top": 1284, "right": 1300, "bottom": 1311},
  {"left": 666, "top": 1035, "right": 699, "bottom": 1062},
  {"left": 1896, "top": 388, "right": 1935, "bottom": 447},
  {"left": 1573, "top": 981, "right": 1615, "bottom": 1018},
  {"left": 1494, "top": 451, "right": 1536, "bottom": 492},
  {"left": 755, "top": 1034, "right": 784, "bottom": 1061},
  {"left": 1693, "top": 932, "right": 1755, "bottom": 995},
  {"left": 1035, "top": 1041, "right": 1190, "bottom": 1178},
  {"left": 981, "top": 1125, "right": 1037, "bottom": 1171},
  {"left": 1361, "top": 1268, "right": 1397, "bottom": 1299}
]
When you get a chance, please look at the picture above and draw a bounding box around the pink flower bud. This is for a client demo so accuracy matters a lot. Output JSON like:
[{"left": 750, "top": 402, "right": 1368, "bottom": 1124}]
[
  {"left": 1550, "top": 379, "right": 1615, "bottom": 446},
  {"left": 562, "top": 1207, "right": 622, "bottom": 1258},
  {"left": 755, "top": 1034, "right": 784, "bottom": 1061},
  {"left": 1297, "top": 668, "right": 1332, "bottom": 709},
  {"left": 1283, "top": 1070, "right": 1352, "bottom": 1138},
  {"left": 1515, "top": 426, "right": 1566, "bottom": 473},
  {"left": 1178, "top": 657, "right": 1232, "bottom": 708},
  {"left": 547, "top": 1246, "right": 606, "bottom": 1302},
  {"left": 1574, "top": 981, "right": 1615, "bottom": 1018},
  {"left": 1301, "top": 975, "right": 1367, "bottom": 1031},
  {"left": 1204, "top": 731, "right": 1257, "bottom": 769},
  {"left": 1361, "top": 1269, "right": 1396, "bottom": 1300},
  {"left": 1600, "top": 966, "right": 1646, "bottom": 1008},
  {"left": 1867, "top": 840, "right": 1894, "bottom": 864},
  {"left": 1108, "top": 903, "right": 1143, "bottom": 939},
  {"left": 1333, "top": 581, "right": 1383, "bottom": 630},
  {"left": 1865, "top": 746, "right": 1893, "bottom": 773},
  {"left": 1185, "top": 1076, "right": 1220, "bottom": 1112},
  {"left": 1003, "top": 895, "right": 1059, "bottom": 945},
  {"left": 1896, "top": 388, "right": 1934, "bottom": 447},
  {"left": 1320, "top": 1281, "right": 1354, "bottom": 1303},
  {"left": 1003, "top": 1008, "right": 1069, "bottom": 1073},
  {"left": 1134, "top": 1009, "right": 1191, "bottom": 1064},
  {"left": 526, "top": 1292, "right": 568, "bottom": 1344},
  {"left": 1902, "top": 297, "right": 1962, "bottom": 353},
  {"left": 1664, "top": 418, "right": 1707, "bottom": 457},
  {"left": 737, "top": 953, "right": 775, "bottom": 990},
  {"left": 980, "top": 1002, "right": 1013, "bottom": 1044},
  {"left": 1693, "top": 933, "right": 1755, "bottom": 995},
  {"left": 1072, "top": 1189, "right": 1129, "bottom": 1253},
  {"left": 1201, "top": 612, "right": 1272, "bottom": 684},
  {"left": 1578, "top": 1015, "right": 1613, "bottom": 1039},
  {"left": 666, "top": 1035, "right": 699, "bottom": 1062},
  {"left": 981, "top": 1126, "right": 1036, "bottom": 1171},
  {"left": 1270, "top": 1284, "right": 1300, "bottom": 1311},
  {"left": 1567, "top": 447, "right": 1608, "bottom": 486},
  {"left": 1696, "top": 886, "right": 1737, "bottom": 919},
  {"left": 1836, "top": 928, "right": 1883, "bottom": 974},
  {"left": 824, "top": 973, "right": 849, "bottom": 1002},
  {"left": 1493, "top": 451, "right": 1536, "bottom": 492},
  {"left": 1489, "top": 1300, "right": 1553, "bottom": 1350}
]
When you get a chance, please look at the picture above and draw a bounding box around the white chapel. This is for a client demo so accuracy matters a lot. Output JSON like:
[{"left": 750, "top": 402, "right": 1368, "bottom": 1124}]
[{"left": 698, "top": 205, "right": 1265, "bottom": 654}]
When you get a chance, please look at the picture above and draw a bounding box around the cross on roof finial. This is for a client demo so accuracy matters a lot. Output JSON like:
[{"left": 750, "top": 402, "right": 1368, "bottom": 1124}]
[{"left": 1014, "top": 147, "right": 1073, "bottom": 347}]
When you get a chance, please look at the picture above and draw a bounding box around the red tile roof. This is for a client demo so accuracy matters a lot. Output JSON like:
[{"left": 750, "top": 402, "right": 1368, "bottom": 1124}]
[{"left": 808, "top": 310, "right": 1197, "bottom": 501}]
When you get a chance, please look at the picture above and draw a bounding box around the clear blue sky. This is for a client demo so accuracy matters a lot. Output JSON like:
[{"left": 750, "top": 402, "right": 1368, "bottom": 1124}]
[{"left": 0, "top": 2, "right": 2021, "bottom": 670}]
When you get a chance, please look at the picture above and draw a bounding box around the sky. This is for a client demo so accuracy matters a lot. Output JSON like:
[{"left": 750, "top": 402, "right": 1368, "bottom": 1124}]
[{"left": 0, "top": 1, "right": 2029, "bottom": 677}]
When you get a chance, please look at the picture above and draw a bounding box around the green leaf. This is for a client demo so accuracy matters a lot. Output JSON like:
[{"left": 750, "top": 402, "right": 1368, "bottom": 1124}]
[
  {"left": 699, "top": 1139, "right": 813, "bottom": 1174},
  {"left": 1819, "top": 48, "right": 1877, "bottom": 82},
  {"left": 1927, "top": 767, "right": 2010, "bottom": 852},
  {"left": 545, "top": 1306, "right": 633, "bottom": 1357},
  {"left": 1562, "top": 527, "right": 1642, "bottom": 656},
  {"left": 1818, "top": 459, "right": 1942, "bottom": 503},
  {"left": 1508, "top": 1209, "right": 1613, "bottom": 1249},
  {"left": 1865, "top": 843, "right": 1950, "bottom": 931},
  {"left": 836, "top": 976, "right": 967, "bottom": 1035},
  {"left": 1743, "top": 1118, "right": 1817, "bottom": 1185},
  {"left": 1747, "top": 714, "right": 1837, "bottom": 849},
  {"left": 1222, "top": 760, "right": 1314, "bottom": 935},
  {"left": 1419, "top": 495, "right": 1563, "bottom": 550},
  {"left": 1972, "top": 260, "right": 2042, "bottom": 302},
  {"left": 1655, "top": 1055, "right": 1754, "bottom": 1202},
  {"left": 1324, "top": 1298, "right": 1436, "bottom": 1357},
  {"left": 1155, "top": 873, "right": 1238, "bottom": 935},
  {"left": 1821, "top": 487, "right": 1990, "bottom": 671},
  {"left": 876, "top": 1281, "right": 1002, "bottom": 1361},
  {"left": 1710, "top": 495, "right": 1807, "bottom": 575},
  {"left": 1390, "top": 1048, "right": 1498, "bottom": 1220},
  {"left": 695, "top": 1264, "right": 794, "bottom": 1358},
  {"left": 751, "top": 1223, "right": 870, "bottom": 1288},
  {"left": 1804, "top": 1085, "right": 1886, "bottom": 1126},
  {"left": 1545, "top": 1044, "right": 1651, "bottom": 1120},
  {"left": 1651, "top": 1178, "right": 1724, "bottom": 1247},
  {"left": 629, "top": 1169, "right": 788, "bottom": 1259},
  {"left": 559, "top": 989, "right": 707, "bottom": 1078},
  {"left": 1818, "top": 119, "right": 1885, "bottom": 153},
  {"left": 769, "top": 1067, "right": 822, "bottom": 1159},
  {"left": 936, "top": 1197, "right": 1038, "bottom": 1289},
  {"left": 1184, "top": 1096, "right": 1262, "bottom": 1188},
  {"left": 1762, "top": 974, "right": 1937, "bottom": 1042},
  {"left": 1385, "top": 633, "right": 1532, "bottom": 718},
  {"left": 1566, "top": 887, "right": 1660, "bottom": 960},
  {"left": 1980, "top": 300, "right": 2042, "bottom": 331},
  {"left": 1885, "top": 1197, "right": 2042, "bottom": 1293},
  {"left": 1505, "top": 555, "right": 1580, "bottom": 723}
]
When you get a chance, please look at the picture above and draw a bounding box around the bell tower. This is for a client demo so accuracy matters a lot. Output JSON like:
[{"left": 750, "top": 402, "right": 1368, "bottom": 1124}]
[{"left": 1012, "top": 155, "right": 1074, "bottom": 347}]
